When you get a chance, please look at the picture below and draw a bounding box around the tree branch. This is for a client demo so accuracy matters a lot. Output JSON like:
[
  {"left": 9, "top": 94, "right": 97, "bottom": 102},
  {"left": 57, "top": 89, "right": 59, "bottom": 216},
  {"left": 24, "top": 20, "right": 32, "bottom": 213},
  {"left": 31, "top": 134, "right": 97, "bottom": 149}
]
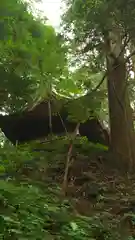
[
  {"left": 91, "top": 72, "right": 107, "bottom": 93},
  {"left": 118, "top": 34, "right": 130, "bottom": 58},
  {"left": 62, "top": 123, "right": 80, "bottom": 195}
]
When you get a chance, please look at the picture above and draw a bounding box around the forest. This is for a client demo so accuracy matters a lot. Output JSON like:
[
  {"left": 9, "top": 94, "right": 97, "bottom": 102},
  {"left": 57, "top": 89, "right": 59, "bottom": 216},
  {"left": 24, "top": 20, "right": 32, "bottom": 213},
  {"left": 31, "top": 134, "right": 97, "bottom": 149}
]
[{"left": 1, "top": 0, "right": 135, "bottom": 239}]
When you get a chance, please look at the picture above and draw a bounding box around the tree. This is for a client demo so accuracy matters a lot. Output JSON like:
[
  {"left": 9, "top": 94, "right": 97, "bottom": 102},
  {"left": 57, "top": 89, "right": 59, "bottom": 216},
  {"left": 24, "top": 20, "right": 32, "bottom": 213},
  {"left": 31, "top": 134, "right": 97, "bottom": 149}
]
[
  {"left": 0, "top": 0, "right": 67, "bottom": 113},
  {"left": 62, "top": 0, "right": 135, "bottom": 169}
]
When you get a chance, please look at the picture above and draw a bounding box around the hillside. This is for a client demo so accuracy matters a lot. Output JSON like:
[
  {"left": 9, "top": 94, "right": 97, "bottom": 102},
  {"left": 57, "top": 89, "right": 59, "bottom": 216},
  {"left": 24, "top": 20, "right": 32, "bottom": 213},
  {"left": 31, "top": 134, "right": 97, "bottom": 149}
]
[{"left": 0, "top": 137, "right": 135, "bottom": 239}]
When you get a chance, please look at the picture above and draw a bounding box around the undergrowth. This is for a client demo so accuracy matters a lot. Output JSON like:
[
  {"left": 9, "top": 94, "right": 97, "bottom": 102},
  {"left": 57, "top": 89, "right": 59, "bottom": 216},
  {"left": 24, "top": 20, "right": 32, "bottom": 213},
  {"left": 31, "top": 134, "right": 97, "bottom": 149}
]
[{"left": 0, "top": 137, "right": 133, "bottom": 239}]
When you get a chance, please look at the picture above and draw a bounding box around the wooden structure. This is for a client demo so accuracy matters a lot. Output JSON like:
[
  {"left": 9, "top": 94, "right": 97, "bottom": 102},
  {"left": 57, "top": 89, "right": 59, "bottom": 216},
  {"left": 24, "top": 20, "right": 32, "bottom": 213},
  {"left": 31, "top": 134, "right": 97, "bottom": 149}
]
[{"left": 0, "top": 99, "right": 109, "bottom": 146}]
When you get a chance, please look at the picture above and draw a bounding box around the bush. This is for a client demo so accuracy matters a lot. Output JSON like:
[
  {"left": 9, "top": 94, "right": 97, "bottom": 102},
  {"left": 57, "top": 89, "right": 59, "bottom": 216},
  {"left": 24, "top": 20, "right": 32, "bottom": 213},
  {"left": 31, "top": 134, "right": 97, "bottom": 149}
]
[
  {"left": 0, "top": 180, "right": 122, "bottom": 239},
  {"left": 0, "top": 140, "right": 123, "bottom": 239}
]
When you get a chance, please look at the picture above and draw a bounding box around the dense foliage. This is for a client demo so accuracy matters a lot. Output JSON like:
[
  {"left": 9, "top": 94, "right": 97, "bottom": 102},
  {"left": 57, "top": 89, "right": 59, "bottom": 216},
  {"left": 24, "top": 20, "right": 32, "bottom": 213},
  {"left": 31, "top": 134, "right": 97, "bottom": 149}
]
[
  {"left": 0, "top": 0, "right": 67, "bottom": 113},
  {"left": 1, "top": 0, "right": 135, "bottom": 239},
  {"left": 61, "top": 0, "right": 135, "bottom": 121},
  {"left": 0, "top": 140, "right": 122, "bottom": 239}
]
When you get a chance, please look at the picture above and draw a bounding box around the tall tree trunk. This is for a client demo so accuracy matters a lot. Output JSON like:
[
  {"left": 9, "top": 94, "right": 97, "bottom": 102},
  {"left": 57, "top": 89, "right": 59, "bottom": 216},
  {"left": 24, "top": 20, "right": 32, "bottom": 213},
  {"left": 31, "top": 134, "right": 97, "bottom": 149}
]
[{"left": 105, "top": 29, "right": 135, "bottom": 170}]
